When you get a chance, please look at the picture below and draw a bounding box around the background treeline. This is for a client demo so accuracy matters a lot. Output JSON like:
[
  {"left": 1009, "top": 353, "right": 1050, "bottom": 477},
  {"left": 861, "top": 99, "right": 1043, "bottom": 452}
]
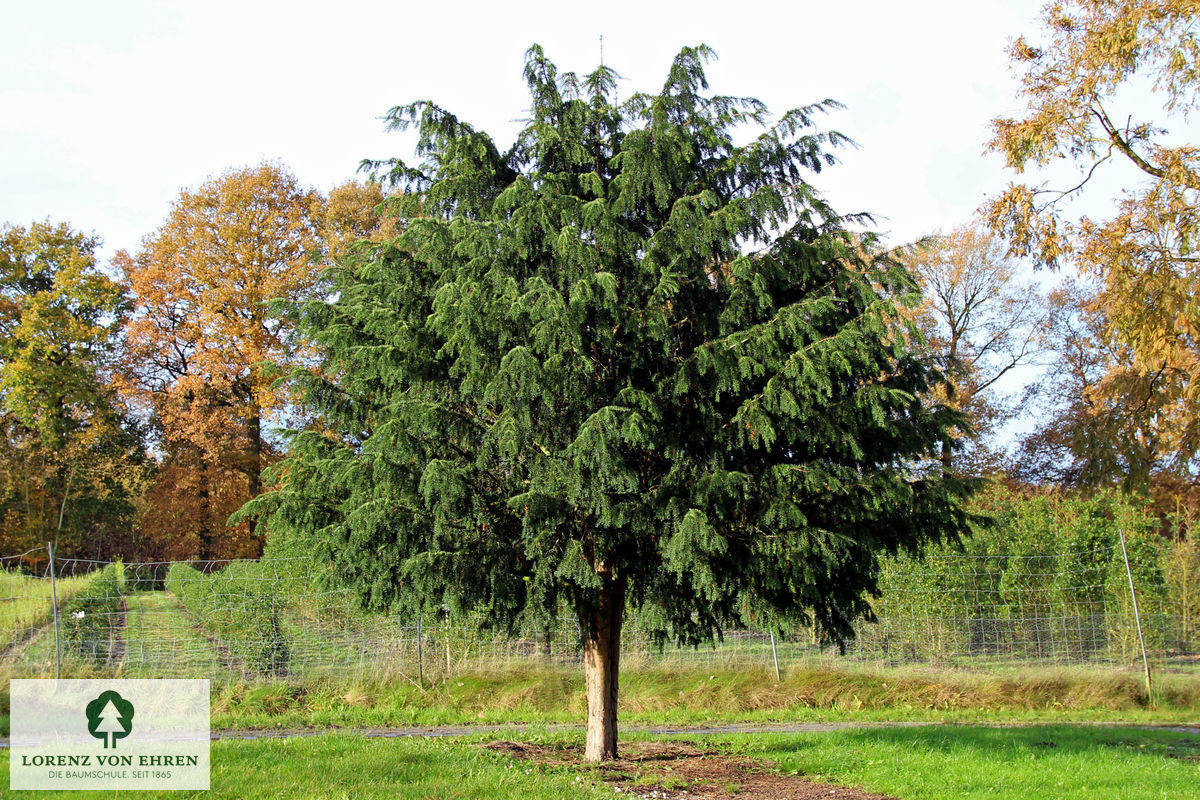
[
  {"left": 3, "top": 169, "right": 1200, "bottom": 570},
  {"left": 3, "top": 0, "right": 1200, "bottom": 576},
  {"left": 0, "top": 164, "right": 397, "bottom": 564}
]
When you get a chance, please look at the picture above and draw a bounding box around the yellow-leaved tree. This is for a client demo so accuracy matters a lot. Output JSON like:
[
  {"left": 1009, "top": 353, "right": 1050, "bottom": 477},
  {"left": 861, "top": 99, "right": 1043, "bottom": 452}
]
[
  {"left": 987, "top": 0, "right": 1200, "bottom": 483},
  {"left": 906, "top": 222, "right": 1047, "bottom": 472}
]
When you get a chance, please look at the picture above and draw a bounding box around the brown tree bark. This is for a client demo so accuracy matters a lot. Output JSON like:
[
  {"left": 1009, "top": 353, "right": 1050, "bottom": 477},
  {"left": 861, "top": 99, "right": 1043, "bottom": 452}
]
[{"left": 581, "top": 573, "right": 626, "bottom": 762}]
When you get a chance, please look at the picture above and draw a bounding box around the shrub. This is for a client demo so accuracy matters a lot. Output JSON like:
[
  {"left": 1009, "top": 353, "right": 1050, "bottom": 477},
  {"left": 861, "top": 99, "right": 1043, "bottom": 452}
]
[
  {"left": 167, "top": 561, "right": 290, "bottom": 676},
  {"left": 61, "top": 563, "right": 124, "bottom": 661}
]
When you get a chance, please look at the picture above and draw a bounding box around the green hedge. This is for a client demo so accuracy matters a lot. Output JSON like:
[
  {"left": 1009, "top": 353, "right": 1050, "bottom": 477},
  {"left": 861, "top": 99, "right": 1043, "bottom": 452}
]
[
  {"left": 61, "top": 563, "right": 124, "bottom": 661},
  {"left": 863, "top": 489, "right": 1169, "bottom": 664},
  {"left": 166, "top": 562, "right": 289, "bottom": 676}
]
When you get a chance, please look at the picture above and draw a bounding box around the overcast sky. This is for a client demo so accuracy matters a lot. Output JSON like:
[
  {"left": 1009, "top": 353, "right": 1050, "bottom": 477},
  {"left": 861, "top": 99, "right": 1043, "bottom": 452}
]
[{"left": 2, "top": 0, "right": 1050, "bottom": 260}]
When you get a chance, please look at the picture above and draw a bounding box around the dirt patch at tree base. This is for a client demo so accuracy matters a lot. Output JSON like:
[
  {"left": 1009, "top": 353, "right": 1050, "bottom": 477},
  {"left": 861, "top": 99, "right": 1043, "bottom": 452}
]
[{"left": 482, "top": 740, "right": 897, "bottom": 800}]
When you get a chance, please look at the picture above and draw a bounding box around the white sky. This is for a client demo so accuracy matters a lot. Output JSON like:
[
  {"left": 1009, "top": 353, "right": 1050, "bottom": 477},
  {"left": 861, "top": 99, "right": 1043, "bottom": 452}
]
[
  {"left": 4, "top": 0, "right": 1085, "bottom": 451},
  {"left": 2, "top": 0, "right": 1050, "bottom": 259}
]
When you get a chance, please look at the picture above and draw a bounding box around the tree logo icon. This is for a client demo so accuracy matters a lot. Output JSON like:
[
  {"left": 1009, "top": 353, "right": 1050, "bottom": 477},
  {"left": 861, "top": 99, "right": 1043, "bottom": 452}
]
[{"left": 85, "top": 690, "right": 134, "bottom": 749}]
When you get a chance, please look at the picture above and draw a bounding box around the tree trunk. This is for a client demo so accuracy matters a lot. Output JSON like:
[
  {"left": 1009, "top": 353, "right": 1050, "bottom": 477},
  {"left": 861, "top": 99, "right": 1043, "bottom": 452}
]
[
  {"left": 196, "top": 447, "right": 212, "bottom": 561},
  {"left": 246, "top": 406, "right": 264, "bottom": 556},
  {"left": 581, "top": 574, "right": 625, "bottom": 762},
  {"left": 247, "top": 407, "right": 262, "bottom": 500}
]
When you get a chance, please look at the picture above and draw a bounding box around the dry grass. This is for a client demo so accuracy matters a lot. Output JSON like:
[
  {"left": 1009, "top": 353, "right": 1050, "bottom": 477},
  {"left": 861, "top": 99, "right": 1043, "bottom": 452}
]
[{"left": 192, "top": 662, "right": 1200, "bottom": 734}]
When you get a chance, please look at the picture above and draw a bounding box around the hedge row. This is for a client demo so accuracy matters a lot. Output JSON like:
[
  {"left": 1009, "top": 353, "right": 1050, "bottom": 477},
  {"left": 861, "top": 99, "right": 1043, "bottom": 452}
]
[
  {"left": 166, "top": 562, "right": 289, "bottom": 676},
  {"left": 61, "top": 563, "right": 124, "bottom": 661}
]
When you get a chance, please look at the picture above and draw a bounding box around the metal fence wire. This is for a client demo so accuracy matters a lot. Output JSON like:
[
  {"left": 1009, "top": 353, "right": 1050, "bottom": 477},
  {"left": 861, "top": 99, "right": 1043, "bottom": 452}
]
[{"left": 2, "top": 536, "right": 1197, "bottom": 685}]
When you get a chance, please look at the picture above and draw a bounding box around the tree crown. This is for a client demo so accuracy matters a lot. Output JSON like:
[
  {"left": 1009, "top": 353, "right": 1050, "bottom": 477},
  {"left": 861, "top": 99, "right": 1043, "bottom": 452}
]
[{"left": 256, "top": 45, "right": 974, "bottom": 647}]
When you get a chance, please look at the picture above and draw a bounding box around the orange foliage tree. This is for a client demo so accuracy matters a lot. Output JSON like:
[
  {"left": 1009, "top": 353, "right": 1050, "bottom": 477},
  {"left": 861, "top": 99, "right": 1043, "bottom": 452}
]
[
  {"left": 986, "top": 0, "right": 1200, "bottom": 485},
  {"left": 118, "top": 163, "right": 390, "bottom": 560}
]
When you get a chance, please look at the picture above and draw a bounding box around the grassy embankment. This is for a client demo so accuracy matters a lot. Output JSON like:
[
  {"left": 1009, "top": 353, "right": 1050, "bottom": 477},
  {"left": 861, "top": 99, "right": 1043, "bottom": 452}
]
[
  {"left": 3, "top": 662, "right": 1196, "bottom": 739},
  {"left": 0, "top": 569, "right": 97, "bottom": 652},
  {"left": 201, "top": 663, "right": 1200, "bottom": 731},
  {"left": 0, "top": 725, "right": 1197, "bottom": 799}
]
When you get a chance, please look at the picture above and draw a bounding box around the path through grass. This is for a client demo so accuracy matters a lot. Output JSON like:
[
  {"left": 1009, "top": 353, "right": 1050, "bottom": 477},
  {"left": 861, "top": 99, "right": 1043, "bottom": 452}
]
[{"left": 120, "top": 592, "right": 225, "bottom": 678}]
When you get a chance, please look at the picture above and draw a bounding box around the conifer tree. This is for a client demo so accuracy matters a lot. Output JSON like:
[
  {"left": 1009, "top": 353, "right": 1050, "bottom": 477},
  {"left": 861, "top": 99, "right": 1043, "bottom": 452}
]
[{"left": 252, "top": 45, "right": 974, "bottom": 760}]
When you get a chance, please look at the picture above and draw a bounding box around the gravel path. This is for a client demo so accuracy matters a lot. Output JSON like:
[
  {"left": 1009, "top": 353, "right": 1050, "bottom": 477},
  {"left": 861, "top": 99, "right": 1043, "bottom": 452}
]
[
  {"left": 1, "top": 719, "right": 1195, "bottom": 747},
  {"left": 204, "top": 719, "right": 1199, "bottom": 741}
]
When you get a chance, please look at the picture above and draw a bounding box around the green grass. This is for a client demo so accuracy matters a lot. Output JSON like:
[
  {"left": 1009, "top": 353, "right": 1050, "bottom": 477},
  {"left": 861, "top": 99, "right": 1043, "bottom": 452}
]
[
  {"left": 1, "top": 726, "right": 1196, "bottom": 799},
  {"left": 0, "top": 731, "right": 614, "bottom": 799},
  {"left": 0, "top": 569, "right": 96, "bottom": 651},
  {"left": 119, "top": 591, "right": 225, "bottom": 678},
  {"left": 719, "top": 724, "right": 1200, "bottom": 799},
  {"left": 3, "top": 662, "right": 1197, "bottom": 738},
  {"left": 201, "top": 664, "right": 1200, "bottom": 731}
]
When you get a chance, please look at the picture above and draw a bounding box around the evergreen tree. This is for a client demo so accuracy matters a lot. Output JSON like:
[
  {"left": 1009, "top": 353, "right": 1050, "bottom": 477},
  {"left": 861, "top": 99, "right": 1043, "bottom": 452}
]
[{"left": 251, "top": 45, "right": 974, "bottom": 760}]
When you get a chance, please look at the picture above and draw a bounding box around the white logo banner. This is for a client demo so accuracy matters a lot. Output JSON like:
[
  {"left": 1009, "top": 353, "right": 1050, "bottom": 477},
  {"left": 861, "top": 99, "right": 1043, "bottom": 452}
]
[{"left": 9, "top": 679, "right": 210, "bottom": 791}]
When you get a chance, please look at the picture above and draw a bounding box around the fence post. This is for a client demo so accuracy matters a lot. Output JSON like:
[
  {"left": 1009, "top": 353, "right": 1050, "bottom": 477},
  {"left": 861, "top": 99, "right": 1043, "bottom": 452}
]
[
  {"left": 47, "top": 541, "right": 61, "bottom": 680},
  {"left": 416, "top": 610, "right": 424, "bottom": 685},
  {"left": 769, "top": 630, "right": 781, "bottom": 682},
  {"left": 1118, "top": 527, "right": 1154, "bottom": 705}
]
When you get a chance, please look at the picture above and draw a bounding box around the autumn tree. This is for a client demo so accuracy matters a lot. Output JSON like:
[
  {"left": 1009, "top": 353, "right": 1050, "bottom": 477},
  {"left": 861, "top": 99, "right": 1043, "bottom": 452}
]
[
  {"left": 0, "top": 221, "right": 147, "bottom": 560},
  {"left": 906, "top": 222, "right": 1047, "bottom": 471},
  {"left": 987, "top": 0, "right": 1200, "bottom": 485},
  {"left": 1014, "top": 277, "right": 1197, "bottom": 488},
  {"left": 118, "top": 163, "right": 329, "bottom": 559},
  {"left": 250, "top": 46, "right": 974, "bottom": 760}
]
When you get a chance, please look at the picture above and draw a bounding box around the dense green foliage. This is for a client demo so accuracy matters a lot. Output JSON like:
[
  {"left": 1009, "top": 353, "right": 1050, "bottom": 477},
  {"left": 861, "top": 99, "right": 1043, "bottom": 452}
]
[
  {"left": 868, "top": 489, "right": 1175, "bottom": 663},
  {"left": 252, "top": 45, "right": 973, "bottom": 654},
  {"left": 61, "top": 563, "right": 124, "bottom": 660},
  {"left": 0, "top": 222, "right": 147, "bottom": 560},
  {"left": 166, "top": 562, "right": 289, "bottom": 675}
]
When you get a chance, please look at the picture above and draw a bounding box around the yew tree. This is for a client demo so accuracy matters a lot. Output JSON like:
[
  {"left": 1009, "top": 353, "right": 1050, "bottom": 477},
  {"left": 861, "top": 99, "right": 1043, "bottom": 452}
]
[{"left": 256, "top": 46, "right": 973, "bottom": 760}]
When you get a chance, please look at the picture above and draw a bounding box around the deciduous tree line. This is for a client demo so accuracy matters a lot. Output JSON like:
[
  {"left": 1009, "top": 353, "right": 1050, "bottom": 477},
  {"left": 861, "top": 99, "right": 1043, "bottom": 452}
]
[
  {"left": 0, "top": 165, "right": 395, "bottom": 562},
  {"left": 0, "top": 0, "right": 1196, "bottom": 570}
]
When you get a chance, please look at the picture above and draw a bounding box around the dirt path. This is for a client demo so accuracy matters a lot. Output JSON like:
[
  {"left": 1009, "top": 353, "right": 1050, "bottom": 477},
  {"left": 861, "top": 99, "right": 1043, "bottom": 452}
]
[
  {"left": 108, "top": 595, "right": 127, "bottom": 665},
  {"left": 0, "top": 618, "right": 51, "bottom": 660},
  {"left": 486, "top": 740, "right": 899, "bottom": 800}
]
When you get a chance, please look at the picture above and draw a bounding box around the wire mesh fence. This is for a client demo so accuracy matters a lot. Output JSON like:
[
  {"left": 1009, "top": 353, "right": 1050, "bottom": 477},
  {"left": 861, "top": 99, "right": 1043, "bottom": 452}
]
[{"left": 2, "top": 536, "right": 1197, "bottom": 684}]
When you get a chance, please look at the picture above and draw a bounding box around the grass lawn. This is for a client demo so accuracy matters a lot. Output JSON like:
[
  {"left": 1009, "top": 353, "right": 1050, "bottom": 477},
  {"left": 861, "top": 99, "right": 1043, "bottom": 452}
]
[
  {"left": 2, "top": 725, "right": 1196, "bottom": 799},
  {"left": 2, "top": 731, "right": 614, "bottom": 800},
  {"left": 120, "top": 592, "right": 225, "bottom": 678},
  {"left": 727, "top": 724, "right": 1200, "bottom": 799}
]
